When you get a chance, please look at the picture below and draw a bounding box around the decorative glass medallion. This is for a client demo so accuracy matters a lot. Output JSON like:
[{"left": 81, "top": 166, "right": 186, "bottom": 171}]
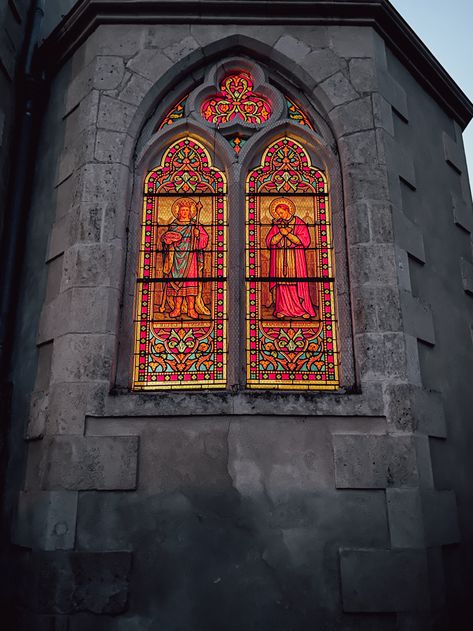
[
  {"left": 158, "top": 95, "right": 188, "bottom": 130},
  {"left": 201, "top": 72, "right": 272, "bottom": 125}
]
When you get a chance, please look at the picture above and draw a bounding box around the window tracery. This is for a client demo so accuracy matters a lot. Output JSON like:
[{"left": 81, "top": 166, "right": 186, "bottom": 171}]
[{"left": 133, "top": 60, "right": 342, "bottom": 391}]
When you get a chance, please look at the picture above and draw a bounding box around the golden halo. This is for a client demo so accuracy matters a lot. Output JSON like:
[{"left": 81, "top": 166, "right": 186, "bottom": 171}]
[
  {"left": 171, "top": 197, "right": 198, "bottom": 219},
  {"left": 269, "top": 197, "right": 296, "bottom": 219}
]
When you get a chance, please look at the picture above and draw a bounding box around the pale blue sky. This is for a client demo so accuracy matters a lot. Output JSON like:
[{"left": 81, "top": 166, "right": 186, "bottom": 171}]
[{"left": 390, "top": 0, "right": 473, "bottom": 183}]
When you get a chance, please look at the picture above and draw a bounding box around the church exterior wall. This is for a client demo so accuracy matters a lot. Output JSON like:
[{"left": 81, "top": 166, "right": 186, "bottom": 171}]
[{"left": 4, "top": 12, "right": 473, "bottom": 630}]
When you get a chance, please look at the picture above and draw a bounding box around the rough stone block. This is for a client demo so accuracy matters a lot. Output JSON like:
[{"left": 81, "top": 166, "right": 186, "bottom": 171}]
[
  {"left": 81, "top": 25, "right": 146, "bottom": 65},
  {"left": 372, "top": 93, "right": 394, "bottom": 136},
  {"left": 345, "top": 200, "right": 370, "bottom": 245},
  {"left": 393, "top": 210, "right": 425, "bottom": 263},
  {"left": 460, "top": 257, "right": 473, "bottom": 295},
  {"left": 126, "top": 47, "right": 173, "bottom": 81},
  {"left": 452, "top": 192, "right": 473, "bottom": 233},
  {"left": 317, "top": 71, "right": 359, "bottom": 110},
  {"left": 95, "top": 129, "right": 129, "bottom": 163},
  {"left": 47, "top": 381, "right": 108, "bottom": 435},
  {"left": 97, "top": 94, "right": 135, "bottom": 133},
  {"left": 163, "top": 35, "right": 200, "bottom": 62},
  {"left": 50, "top": 333, "right": 115, "bottom": 384},
  {"left": 65, "top": 56, "right": 125, "bottom": 115},
  {"left": 333, "top": 433, "right": 418, "bottom": 489},
  {"left": 26, "top": 390, "right": 49, "bottom": 439},
  {"left": 443, "top": 131, "right": 463, "bottom": 174},
  {"left": 340, "top": 548, "right": 429, "bottom": 612},
  {"left": 344, "top": 165, "right": 389, "bottom": 200},
  {"left": 117, "top": 73, "right": 153, "bottom": 106},
  {"left": 367, "top": 200, "right": 394, "bottom": 243},
  {"left": 13, "top": 491, "right": 78, "bottom": 550},
  {"left": 422, "top": 490, "right": 460, "bottom": 546},
  {"left": 349, "top": 58, "right": 377, "bottom": 93},
  {"left": 300, "top": 47, "right": 343, "bottom": 84},
  {"left": 386, "top": 488, "right": 424, "bottom": 548},
  {"left": 384, "top": 384, "right": 447, "bottom": 437},
  {"left": 378, "top": 70, "right": 408, "bottom": 121},
  {"left": 22, "top": 550, "right": 132, "bottom": 614},
  {"left": 355, "top": 332, "right": 407, "bottom": 381},
  {"left": 35, "top": 341, "right": 54, "bottom": 390},
  {"left": 339, "top": 130, "right": 378, "bottom": 166},
  {"left": 400, "top": 291, "right": 435, "bottom": 345},
  {"left": 329, "top": 26, "right": 376, "bottom": 58},
  {"left": 352, "top": 285, "right": 401, "bottom": 334},
  {"left": 42, "top": 436, "right": 138, "bottom": 491},
  {"left": 274, "top": 34, "right": 311, "bottom": 64},
  {"left": 350, "top": 244, "right": 397, "bottom": 285},
  {"left": 60, "top": 243, "right": 122, "bottom": 290},
  {"left": 73, "top": 163, "right": 129, "bottom": 205},
  {"left": 64, "top": 90, "right": 99, "bottom": 140}
]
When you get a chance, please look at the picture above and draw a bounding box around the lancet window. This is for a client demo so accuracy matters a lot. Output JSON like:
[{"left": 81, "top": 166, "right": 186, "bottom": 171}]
[{"left": 132, "top": 60, "right": 342, "bottom": 391}]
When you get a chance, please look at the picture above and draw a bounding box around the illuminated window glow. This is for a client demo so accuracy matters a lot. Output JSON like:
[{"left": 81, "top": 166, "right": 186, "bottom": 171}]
[
  {"left": 133, "top": 138, "right": 227, "bottom": 389},
  {"left": 158, "top": 95, "right": 188, "bottom": 130},
  {"left": 286, "top": 97, "right": 314, "bottom": 129},
  {"left": 246, "top": 137, "right": 339, "bottom": 389},
  {"left": 201, "top": 72, "right": 272, "bottom": 125}
]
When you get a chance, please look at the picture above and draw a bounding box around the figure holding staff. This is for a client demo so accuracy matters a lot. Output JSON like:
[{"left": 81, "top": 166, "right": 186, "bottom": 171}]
[{"left": 160, "top": 197, "right": 209, "bottom": 319}]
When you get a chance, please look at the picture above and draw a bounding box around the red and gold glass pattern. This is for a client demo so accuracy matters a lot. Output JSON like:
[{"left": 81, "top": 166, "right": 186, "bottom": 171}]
[
  {"left": 158, "top": 95, "right": 188, "bottom": 130},
  {"left": 133, "top": 138, "right": 227, "bottom": 389},
  {"left": 201, "top": 72, "right": 272, "bottom": 125},
  {"left": 286, "top": 97, "right": 314, "bottom": 129},
  {"left": 246, "top": 137, "right": 339, "bottom": 389}
]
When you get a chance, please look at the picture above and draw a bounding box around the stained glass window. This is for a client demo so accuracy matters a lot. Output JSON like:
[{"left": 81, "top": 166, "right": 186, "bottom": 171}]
[
  {"left": 132, "top": 138, "right": 227, "bottom": 389},
  {"left": 246, "top": 137, "right": 339, "bottom": 389},
  {"left": 286, "top": 97, "right": 314, "bottom": 129},
  {"left": 201, "top": 72, "right": 272, "bottom": 125},
  {"left": 158, "top": 95, "right": 188, "bottom": 129}
]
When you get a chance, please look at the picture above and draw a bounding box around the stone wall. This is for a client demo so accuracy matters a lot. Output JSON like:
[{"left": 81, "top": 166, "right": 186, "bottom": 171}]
[{"left": 7, "top": 17, "right": 473, "bottom": 631}]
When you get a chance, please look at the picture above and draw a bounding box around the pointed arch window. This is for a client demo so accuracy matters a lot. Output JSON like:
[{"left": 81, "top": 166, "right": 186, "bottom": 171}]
[
  {"left": 132, "top": 62, "right": 344, "bottom": 392},
  {"left": 133, "top": 138, "right": 227, "bottom": 389}
]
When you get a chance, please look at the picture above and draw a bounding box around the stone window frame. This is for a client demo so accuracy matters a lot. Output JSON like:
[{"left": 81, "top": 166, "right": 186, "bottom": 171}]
[{"left": 115, "top": 57, "right": 356, "bottom": 402}]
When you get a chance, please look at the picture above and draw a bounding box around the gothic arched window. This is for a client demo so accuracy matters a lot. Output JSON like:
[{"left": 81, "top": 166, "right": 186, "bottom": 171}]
[{"left": 131, "top": 60, "right": 344, "bottom": 391}]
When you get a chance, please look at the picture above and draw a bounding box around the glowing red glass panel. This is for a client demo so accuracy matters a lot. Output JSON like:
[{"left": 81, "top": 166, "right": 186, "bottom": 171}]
[{"left": 201, "top": 72, "right": 272, "bottom": 125}]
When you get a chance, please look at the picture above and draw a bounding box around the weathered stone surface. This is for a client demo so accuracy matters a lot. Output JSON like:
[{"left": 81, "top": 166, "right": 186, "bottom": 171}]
[
  {"left": 83, "top": 24, "right": 146, "bottom": 61},
  {"left": 42, "top": 436, "right": 138, "bottom": 491},
  {"left": 460, "top": 257, "right": 473, "bottom": 295},
  {"left": 349, "top": 58, "right": 377, "bottom": 93},
  {"left": 72, "top": 163, "right": 129, "bottom": 205},
  {"left": 163, "top": 35, "right": 200, "bottom": 62},
  {"left": 50, "top": 333, "right": 115, "bottom": 383},
  {"left": 451, "top": 192, "right": 473, "bottom": 233},
  {"left": 443, "top": 131, "right": 464, "bottom": 174},
  {"left": 329, "top": 26, "right": 376, "bottom": 58},
  {"left": 13, "top": 491, "right": 78, "bottom": 550},
  {"left": 317, "top": 72, "right": 359, "bottom": 110},
  {"left": 386, "top": 488, "right": 424, "bottom": 548},
  {"left": 47, "top": 381, "right": 108, "bottom": 435},
  {"left": 378, "top": 70, "right": 408, "bottom": 121},
  {"left": 345, "top": 200, "right": 370, "bottom": 244},
  {"left": 274, "top": 34, "right": 310, "bottom": 64},
  {"left": 117, "top": 73, "right": 153, "bottom": 107},
  {"left": 422, "top": 490, "right": 460, "bottom": 546},
  {"left": 400, "top": 291, "right": 435, "bottom": 345},
  {"left": 384, "top": 384, "right": 447, "bottom": 437},
  {"left": 344, "top": 165, "right": 389, "bottom": 200},
  {"left": 300, "top": 47, "right": 343, "bottom": 84},
  {"left": 97, "top": 95, "right": 136, "bottom": 133},
  {"left": 372, "top": 93, "right": 394, "bottom": 136},
  {"left": 60, "top": 243, "right": 122, "bottom": 290},
  {"left": 126, "top": 47, "right": 173, "bottom": 81},
  {"left": 340, "top": 548, "right": 429, "bottom": 612},
  {"left": 393, "top": 210, "right": 425, "bottom": 263},
  {"left": 352, "top": 285, "right": 402, "bottom": 334},
  {"left": 65, "top": 56, "right": 125, "bottom": 114},
  {"left": 339, "top": 130, "right": 378, "bottom": 166},
  {"left": 21, "top": 551, "right": 131, "bottom": 614},
  {"left": 350, "top": 244, "right": 397, "bottom": 285},
  {"left": 333, "top": 433, "right": 418, "bottom": 488},
  {"left": 355, "top": 332, "right": 407, "bottom": 381},
  {"left": 64, "top": 90, "right": 99, "bottom": 140}
]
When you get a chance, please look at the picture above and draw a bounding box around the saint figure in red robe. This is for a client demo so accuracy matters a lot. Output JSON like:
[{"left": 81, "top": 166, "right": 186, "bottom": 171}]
[{"left": 266, "top": 198, "right": 316, "bottom": 319}]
